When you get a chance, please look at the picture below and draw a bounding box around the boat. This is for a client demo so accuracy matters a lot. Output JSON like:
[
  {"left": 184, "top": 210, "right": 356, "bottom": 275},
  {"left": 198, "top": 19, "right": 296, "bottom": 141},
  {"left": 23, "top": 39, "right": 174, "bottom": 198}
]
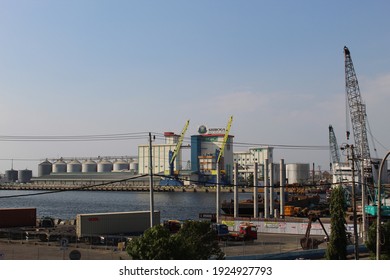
[{"left": 221, "top": 193, "right": 321, "bottom": 216}]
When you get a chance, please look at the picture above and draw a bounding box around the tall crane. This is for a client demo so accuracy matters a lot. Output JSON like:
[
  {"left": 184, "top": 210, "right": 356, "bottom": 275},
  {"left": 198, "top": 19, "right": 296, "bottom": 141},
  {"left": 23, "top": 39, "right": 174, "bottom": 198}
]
[
  {"left": 329, "top": 125, "right": 341, "bottom": 168},
  {"left": 344, "top": 46, "right": 374, "bottom": 184},
  {"left": 169, "top": 120, "right": 190, "bottom": 176},
  {"left": 216, "top": 115, "right": 233, "bottom": 165},
  {"left": 329, "top": 125, "right": 342, "bottom": 183}
]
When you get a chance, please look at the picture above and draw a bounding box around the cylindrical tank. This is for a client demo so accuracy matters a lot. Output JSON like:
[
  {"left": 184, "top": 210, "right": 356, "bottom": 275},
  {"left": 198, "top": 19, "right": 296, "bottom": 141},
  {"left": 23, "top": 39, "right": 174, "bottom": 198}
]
[
  {"left": 113, "top": 159, "right": 129, "bottom": 171},
  {"left": 18, "top": 169, "right": 33, "bottom": 183},
  {"left": 129, "top": 161, "right": 139, "bottom": 172},
  {"left": 52, "top": 159, "right": 67, "bottom": 173},
  {"left": 5, "top": 169, "right": 18, "bottom": 182},
  {"left": 38, "top": 159, "right": 52, "bottom": 177},
  {"left": 97, "top": 160, "right": 113, "bottom": 172},
  {"left": 285, "top": 163, "right": 310, "bottom": 184},
  {"left": 67, "top": 160, "right": 82, "bottom": 173},
  {"left": 82, "top": 160, "right": 97, "bottom": 173}
]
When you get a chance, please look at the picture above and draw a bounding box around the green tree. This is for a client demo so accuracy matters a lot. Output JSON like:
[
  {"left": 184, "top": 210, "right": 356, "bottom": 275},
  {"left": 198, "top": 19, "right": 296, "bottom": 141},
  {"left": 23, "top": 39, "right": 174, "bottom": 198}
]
[
  {"left": 325, "top": 186, "right": 348, "bottom": 260},
  {"left": 366, "top": 220, "right": 390, "bottom": 259},
  {"left": 126, "top": 220, "right": 224, "bottom": 260}
]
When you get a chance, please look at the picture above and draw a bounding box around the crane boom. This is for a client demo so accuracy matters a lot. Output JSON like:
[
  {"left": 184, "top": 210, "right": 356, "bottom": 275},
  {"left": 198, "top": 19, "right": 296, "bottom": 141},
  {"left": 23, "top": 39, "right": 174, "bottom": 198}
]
[
  {"left": 344, "top": 46, "right": 373, "bottom": 181},
  {"left": 168, "top": 120, "right": 190, "bottom": 176},
  {"left": 217, "top": 116, "right": 233, "bottom": 164},
  {"left": 329, "top": 125, "right": 341, "bottom": 166}
]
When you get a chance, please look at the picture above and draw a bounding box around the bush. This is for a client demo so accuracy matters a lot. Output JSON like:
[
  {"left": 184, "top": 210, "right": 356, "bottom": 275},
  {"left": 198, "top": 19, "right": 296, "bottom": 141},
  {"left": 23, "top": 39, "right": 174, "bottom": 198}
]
[{"left": 126, "top": 220, "right": 224, "bottom": 260}]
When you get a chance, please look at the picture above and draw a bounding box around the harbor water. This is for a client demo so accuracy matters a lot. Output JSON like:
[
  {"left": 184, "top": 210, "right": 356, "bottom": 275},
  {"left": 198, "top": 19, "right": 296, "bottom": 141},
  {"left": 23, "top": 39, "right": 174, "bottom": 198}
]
[{"left": 0, "top": 190, "right": 252, "bottom": 221}]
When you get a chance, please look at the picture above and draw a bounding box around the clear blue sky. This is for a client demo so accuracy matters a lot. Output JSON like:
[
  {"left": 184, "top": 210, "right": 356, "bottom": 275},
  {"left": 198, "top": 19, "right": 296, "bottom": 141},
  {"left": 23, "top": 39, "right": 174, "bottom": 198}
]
[{"left": 0, "top": 0, "right": 389, "bottom": 175}]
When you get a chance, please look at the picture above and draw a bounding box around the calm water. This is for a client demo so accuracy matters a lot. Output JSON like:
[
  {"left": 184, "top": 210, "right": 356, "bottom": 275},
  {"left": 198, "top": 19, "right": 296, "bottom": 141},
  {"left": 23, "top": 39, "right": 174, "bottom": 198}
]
[{"left": 0, "top": 190, "right": 252, "bottom": 221}]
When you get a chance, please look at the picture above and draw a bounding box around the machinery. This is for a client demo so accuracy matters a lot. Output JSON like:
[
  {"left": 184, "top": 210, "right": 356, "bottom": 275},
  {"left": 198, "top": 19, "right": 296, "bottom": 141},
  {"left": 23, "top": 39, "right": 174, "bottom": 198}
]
[
  {"left": 344, "top": 46, "right": 376, "bottom": 185},
  {"left": 300, "top": 214, "right": 329, "bottom": 250},
  {"left": 212, "top": 115, "right": 233, "bottom": 177},
  {"left": 160, "top": 120, "right": 190, "bottom": 186},
  {"left": 329, "top": 125, "right": 342, "bottom": 183},
  {"left": 344, "top": 46, "right": 389, "bottom": 218},
  {"left": 168, "top": 120, "right": 190, "bottom": 176}
]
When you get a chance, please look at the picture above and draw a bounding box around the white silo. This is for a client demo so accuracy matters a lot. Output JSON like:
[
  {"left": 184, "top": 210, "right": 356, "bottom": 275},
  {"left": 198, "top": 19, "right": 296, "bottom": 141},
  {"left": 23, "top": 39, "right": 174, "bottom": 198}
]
[
  {"left": 67, "top": 159, "right": 82, "bottom": 173},
  {"left": 82, "top": 159, "right": 97, "bottom": 173},
  {"left": 38, "top": 159, "right": 52, "bottom": 177},
  {"left": 129, "top": 161, "right": 139, "bottom": 172},
  {"left": 53, "top": 159, "right": 67, "bottom": 173},
  {"left": 97, "top": 159, "right": 113, "bottom": 172},
  {"left": 286, "top": 163, "right": 310, "bottom": 184},
  {"left": 113, "top": 159, "right": 129, "bottom": 171}
]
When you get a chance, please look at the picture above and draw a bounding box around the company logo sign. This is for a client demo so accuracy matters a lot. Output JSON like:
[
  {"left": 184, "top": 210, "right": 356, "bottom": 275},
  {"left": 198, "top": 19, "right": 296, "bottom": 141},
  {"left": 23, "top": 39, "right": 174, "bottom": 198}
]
[
  {"left": 198, "top": 125, "right": 208, "bottom": 134},
  {"left": 198, "top": 125, "right": 226, "bottom": 135}
]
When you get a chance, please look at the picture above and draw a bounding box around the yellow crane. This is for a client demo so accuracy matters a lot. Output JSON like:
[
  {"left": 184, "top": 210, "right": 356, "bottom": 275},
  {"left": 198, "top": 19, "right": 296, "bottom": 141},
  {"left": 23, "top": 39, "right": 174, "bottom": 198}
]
[
  {"left": 168, "top": 120, "right": 190, "bottom": 176},
  {"left": 216, "top": 116, "right": 233, "bottom": 165}
]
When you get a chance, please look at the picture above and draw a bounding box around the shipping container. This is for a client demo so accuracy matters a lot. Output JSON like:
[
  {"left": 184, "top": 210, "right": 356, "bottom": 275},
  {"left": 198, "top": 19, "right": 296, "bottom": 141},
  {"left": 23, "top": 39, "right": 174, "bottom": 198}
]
[
  {"left": 0, "top": 208, "right": 37, "bottom": 228},
  {"left": 76, "top": 211, "right": 160, "bottom": 238}
]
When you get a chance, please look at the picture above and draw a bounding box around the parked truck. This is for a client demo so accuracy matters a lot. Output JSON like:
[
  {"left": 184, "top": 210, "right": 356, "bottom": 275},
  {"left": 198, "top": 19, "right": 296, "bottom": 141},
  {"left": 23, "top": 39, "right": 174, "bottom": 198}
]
[
  {"left": 0, "top": 208, "right": 36, "bottom": 228},
  {"left": 76, "top": 211, "right": 160, "bottom": 244},
  {"left": 212, "top": 223, "right": 230, "bottom": 241},
  {"left": 228, "top": 223, "right": 257, "bottom": 241}
]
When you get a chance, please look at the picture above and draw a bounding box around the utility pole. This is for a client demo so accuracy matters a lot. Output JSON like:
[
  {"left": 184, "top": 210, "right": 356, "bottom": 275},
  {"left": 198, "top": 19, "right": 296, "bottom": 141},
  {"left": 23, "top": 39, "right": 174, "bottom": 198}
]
[
  {"left": 350, "top": 145, "right": 359, "bottom": 260},
  {"left": 216, "top": 161, "right": 221, "bottom": 223},
  {"left": 253, "top": 162, "right": 258, "bottom": 218},
  {"left": 149, "top": 132, "right": 154, "bottom": 228},
  {"left": 234, "top": 163, "right": 239, "bottom": 218}
]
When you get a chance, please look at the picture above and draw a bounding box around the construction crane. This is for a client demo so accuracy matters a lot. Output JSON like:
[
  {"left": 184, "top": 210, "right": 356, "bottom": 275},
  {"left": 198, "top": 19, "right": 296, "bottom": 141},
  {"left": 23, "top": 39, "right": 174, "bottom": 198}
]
[
  {"left": 329, "top": 125, "right": 342, "bottom": 184},
  {"left": 344, "top": 46, "right": 374, "bottom": 184},
  {"left": 343, "top": 47, "right": 390, "bottom": 220},
  {"left": 169, "top": 120, "right": 190, "bottom": 176},
  {"left": 329, "top": 125, "right": 341, "bottom": 169},
  {"left": 160, "top": 120, "right": 190, "bottom": 187},
  {"left": 216, "top": 115, "right": 233, "bottom": 165}
]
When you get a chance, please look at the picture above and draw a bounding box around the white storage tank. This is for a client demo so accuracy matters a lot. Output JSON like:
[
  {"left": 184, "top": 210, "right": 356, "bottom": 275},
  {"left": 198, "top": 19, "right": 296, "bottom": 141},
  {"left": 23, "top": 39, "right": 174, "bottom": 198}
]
[
  {"left": 113, "top": 159, "right": 129, "bottom": 171},
  {"left": 38, "top": 159, "right": 52, "bottom": 177},
  {"left": 82, "top": 160, "right": 97, "bottom": 173},
  {"left": 67, "top": 160, "right": 82, "bottom": 173},
  {"left": 97, "top": 159, "right": 113, "bottom": 173},
  {"left": 129, "top": 161, "right": 139, "bottom": 172},
  {"left": 286, "top": 163, "right": 310, "bottom": 184},
  {"left": 18, "top": 169, "right": 33, "bottom": 183},
  {"left": 53, "top": 159, "right": 67, "bottom": 173}
]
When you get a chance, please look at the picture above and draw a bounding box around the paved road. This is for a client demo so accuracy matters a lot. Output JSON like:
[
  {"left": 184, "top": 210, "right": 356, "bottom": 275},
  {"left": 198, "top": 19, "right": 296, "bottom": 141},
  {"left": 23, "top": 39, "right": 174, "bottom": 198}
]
[{"left": 0, "top": 233, "right": 328, "bottom": 260}]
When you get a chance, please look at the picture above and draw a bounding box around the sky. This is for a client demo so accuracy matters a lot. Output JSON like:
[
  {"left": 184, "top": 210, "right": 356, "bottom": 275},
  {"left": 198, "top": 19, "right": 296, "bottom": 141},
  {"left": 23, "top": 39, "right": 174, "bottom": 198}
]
[{"left": 0, "top": 0, "right": 389, "bottom": 176}]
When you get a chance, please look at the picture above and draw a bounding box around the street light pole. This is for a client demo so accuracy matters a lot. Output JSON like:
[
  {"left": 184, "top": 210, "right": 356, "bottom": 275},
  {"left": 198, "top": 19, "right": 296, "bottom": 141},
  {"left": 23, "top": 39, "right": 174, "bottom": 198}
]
[
  {"left": 149, "top": 132, "right": 155, "bottom": 228},
  {"left": 376, "top": 151, "right": 390, "bottom": 260}
]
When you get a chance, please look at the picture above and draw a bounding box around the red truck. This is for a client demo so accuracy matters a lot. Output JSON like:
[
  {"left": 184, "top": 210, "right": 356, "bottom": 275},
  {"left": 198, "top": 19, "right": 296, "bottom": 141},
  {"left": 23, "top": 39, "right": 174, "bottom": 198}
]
[{"left": 228, "top": 223, "right": 257, "bottom": 241}]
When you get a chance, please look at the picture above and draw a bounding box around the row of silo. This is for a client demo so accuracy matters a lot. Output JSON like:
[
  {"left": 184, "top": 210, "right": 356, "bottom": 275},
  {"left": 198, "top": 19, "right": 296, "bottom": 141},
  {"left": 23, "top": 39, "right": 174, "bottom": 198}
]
[
  {"left": 38, "top": 159, "right": 139, "bottom": 176},
  {"left": 5, "top": 169, "right": 33, "bottom": 183}
]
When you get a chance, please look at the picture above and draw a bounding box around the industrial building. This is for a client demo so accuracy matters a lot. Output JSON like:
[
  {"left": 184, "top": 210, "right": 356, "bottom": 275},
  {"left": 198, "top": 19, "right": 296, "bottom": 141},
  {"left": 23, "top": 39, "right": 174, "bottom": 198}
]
[
  {"left": 233, "top": 147, "right": 274, "bottom": 184},
  {"left": 191, "top": 124, "right": 234, "bottom": 184},
  {"left": 138, "top": 132, "right": 184, "bottom": 175},
  {"left": 0, "top": 117, "right": 318, "bottom": 188}
]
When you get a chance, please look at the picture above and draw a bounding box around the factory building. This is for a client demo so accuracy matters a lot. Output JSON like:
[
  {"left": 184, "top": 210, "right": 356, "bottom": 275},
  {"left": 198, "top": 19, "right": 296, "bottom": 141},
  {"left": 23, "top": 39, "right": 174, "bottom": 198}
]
[
  {"left": 138, "top": 132, "right": 183, "bottom": 175},
  {"left": 191, "top": 125, "right": 234, "bottom": 184},
  {"left": 233, "top": 147, "right": 274, "bottom": 184}
]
